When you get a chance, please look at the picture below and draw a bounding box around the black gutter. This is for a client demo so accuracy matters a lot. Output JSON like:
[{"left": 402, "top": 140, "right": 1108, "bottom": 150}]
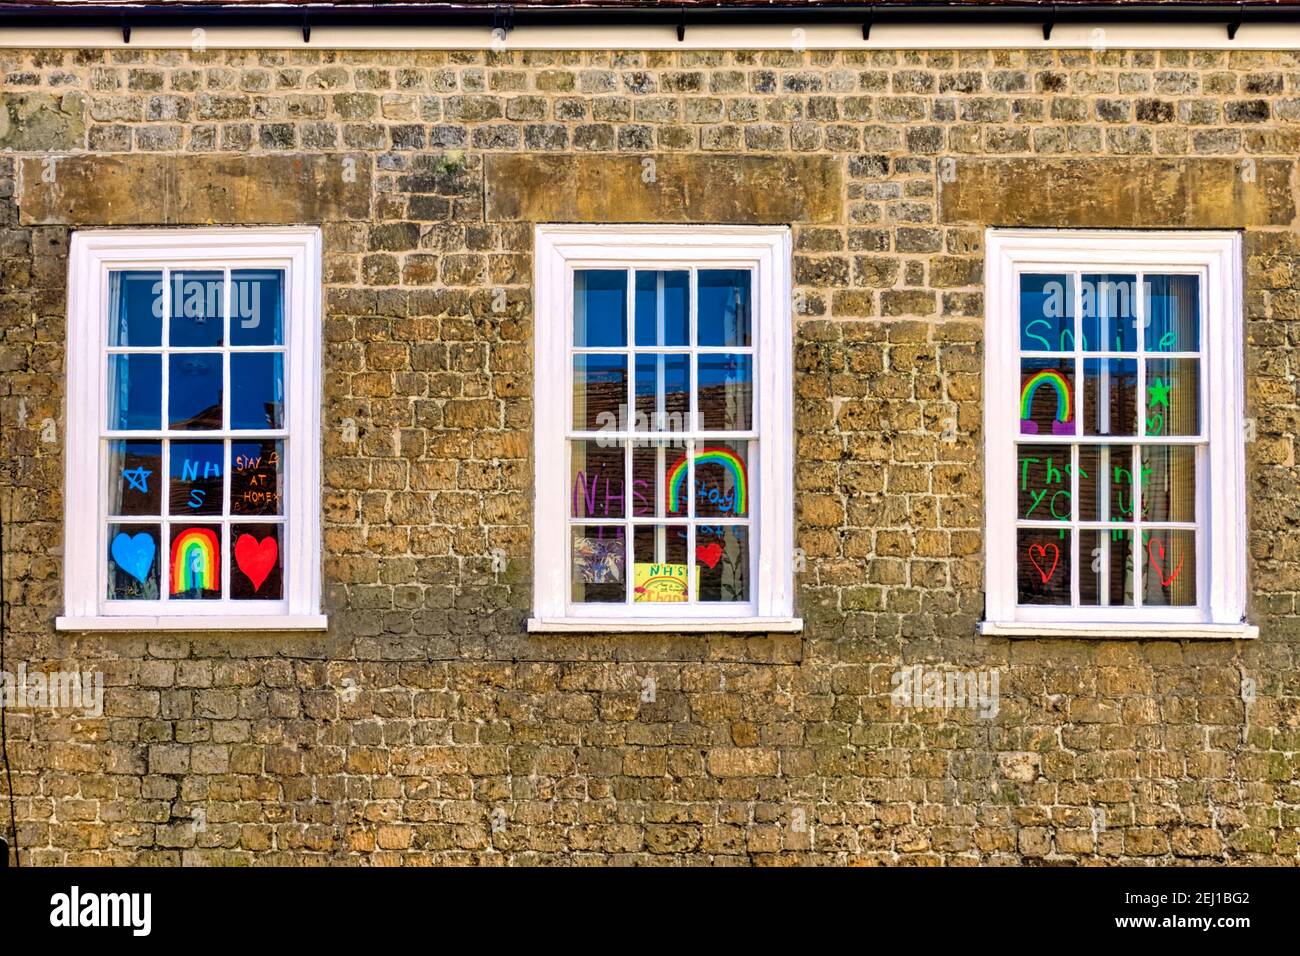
[{"left": 0, "top": 3, "right": 1292, "bottom": 43}]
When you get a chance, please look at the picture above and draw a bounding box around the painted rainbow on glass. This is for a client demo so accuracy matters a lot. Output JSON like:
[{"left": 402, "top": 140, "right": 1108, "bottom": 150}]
[
  {"left": 666, "top": 447, "right": 748, "bottom": 515},
  {"left": 170, "top": 527, "right": 220, "bottom": 595},
  {"left": 1019, "top": 369, "right": 1074, "bottom": 435}
]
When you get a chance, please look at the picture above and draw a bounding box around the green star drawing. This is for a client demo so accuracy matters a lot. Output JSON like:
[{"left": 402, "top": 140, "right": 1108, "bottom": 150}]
[{"left": 1146, "top": 376, "right": 1171, "bottom": 409}]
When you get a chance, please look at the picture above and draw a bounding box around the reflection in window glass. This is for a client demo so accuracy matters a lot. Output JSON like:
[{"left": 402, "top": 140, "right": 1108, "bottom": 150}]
[
  {"left": 1019, "top": 273, "right": 1073, "bottom": 353},
  {"left": 169, "top": 270, "right": 225, "bottom": 347},
  {"left": 108, "top": 271, "right": 162, "bottom": 347},
  {"left": 574, "top": 270, "right": 627, "bottom": 348},
  {"left": 1144, "top": 274, "right": 1199, "bottom": 352},
  {"left": 168, "top": 353, "right": 223, "bottom": 429},
  {"left": 107, "top": 354, "right": 162, "bottom": 430},
  {"left": 231, "top": 352, "right": 284, "bottom": 430},
  {"left": 231, "top": 269, "right": 284, "bottom": 346},
  {"left": 698, "top": 355, "right": 752, "bottom": 431},
  {"left": 697, "top": 270, "right": 751, "bottom": 347},
  {"left": 635, "top": 270, "right": 688, "bottom": 347},
  {"left": 1082, "top": 274, "right": 1137, "bottom": 352}
]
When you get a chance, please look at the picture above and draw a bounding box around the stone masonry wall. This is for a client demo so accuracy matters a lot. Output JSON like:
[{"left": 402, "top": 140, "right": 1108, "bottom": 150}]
[{"left": 0, "top": 44, "right": 1298, "bottom": 864}]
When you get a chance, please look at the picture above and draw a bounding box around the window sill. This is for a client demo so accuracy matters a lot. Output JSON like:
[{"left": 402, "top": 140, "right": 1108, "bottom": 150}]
[
  {"left": 55, "top": 615, "right": 329, "bottom": 633},
  {"left": 980, "top": 621, "right": 1258, "bottom": 640},
  {"left": 528, "top": 617, "right": 804, "bottom": 634}
]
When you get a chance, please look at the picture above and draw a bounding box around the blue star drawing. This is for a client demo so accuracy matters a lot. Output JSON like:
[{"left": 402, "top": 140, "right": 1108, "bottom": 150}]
[{"left": 122, "top": 466, "right": 152, "bottom": 494}]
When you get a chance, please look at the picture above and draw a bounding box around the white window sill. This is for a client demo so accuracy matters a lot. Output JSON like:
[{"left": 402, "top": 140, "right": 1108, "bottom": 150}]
[
  {"left": 528, "top": 617, "right": 804, "bottom": 634},
  {"left": 55, "top": 615, "right": 329, "bottom": 633},
  {"left": 980, "top": 621, "right": 1258, "bottom": 640}
]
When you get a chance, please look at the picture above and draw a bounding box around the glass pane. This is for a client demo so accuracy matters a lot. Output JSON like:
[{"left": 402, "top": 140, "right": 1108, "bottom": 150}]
[
  {"left": 169, "top": 523, "right": 222, "bottom": 600},
  {"left": 231, "top": 353, "right": 285, "bottom": 429},
  {"left": 1083, "top": 358, "right": 1138, "bottom": 437},
  {"left": 574, "top": 269, "right": 627, "bottom": 348},
  {"left": 1143, "top": 528, "right": 1196, "bottom": 607},
  {"left": 630, "top": 441, "right": 665, "bottom": 518},
  {"left": 571, "top": 526, "right": 625, "bottom": 603},
  {"left": 1144, "top": 274, "right": 1199, "bottom": 352},
  {"left": 1018, "top": 358, "right": 1074, "bottom": 437},
  {"left": 1017, "top": 528, "right": 1071, "bottom": 605},
  {"left": 169, "top": 353, "right": 223, "bottom": 430},
  {"left": 1019, "top": 273, "right": 1074, "bottom": 353},
  {"left": 107, "top": 270, "right": 162, "bottom": 347},
  {"left": 698, "top": 270, "right": 751, "bottom": 347},
  {"left": 633, "top": 524, "right": 689, "bottom": 603},
  {"left": 232, "top": 439, "right": 284, "bottom": 516},
  {"left": 634, "top": 354, "right": 690, "bottom": 433},
  {"left": 570, "top": 439, "right": 625, "bottom": 520},
  {"left": 695, "top": 525, "right": 750, "bottom": 602},
  {"left": 698, "top": 355, "right": 752, "bottom": 431},
  {"left": 634, "top": 270, "right": 689, "bottom": 347},
  {"left": 107, "top": 354, "right": 162, "bottom": 430},
  {"left": 107, "top": 523, "right": 161, "bottom": 600},
  {"left": 169, "top": 270, "right": 225, "bottom": 347},
  {"left": 169, "top": 440, "right": 223, "bottom": 516},
  {"left": 1082, "top": 274, "right": 1137, "bottom": 352},
  {"left": 107, "top": 440, "right": 161, "bottom": 516},
  {"left": 232, "top": 524, "right": 283, "bottom": 599},
  {"left": 1142, "top": 446, "right": 1196, "bottom": 524},
  {"left": 1080, "top": 527, "right": 1135, "bottom": 607},
  {"left": 231, "top": 269, "right": 284, "bottom": 346},
  {"left": 1145, "top": 358, "right": 1199, "bottom": 437},
  {"left": 1078, "top": 445, "right": 1134, "bottom": 523},
  {"left": 1016, "top": 443, "right": 1073, "bottom": 523},
  {"left": 694, "top": 441, "right": 750, "bottom": 519},
  {"left": 573, "top": 355, "right": 627, "bottom": 431}
]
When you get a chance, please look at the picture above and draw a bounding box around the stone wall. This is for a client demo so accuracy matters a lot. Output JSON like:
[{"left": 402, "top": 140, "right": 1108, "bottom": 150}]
[{"left": 0, "top": 44, "right": 1297, "bottom": 864}]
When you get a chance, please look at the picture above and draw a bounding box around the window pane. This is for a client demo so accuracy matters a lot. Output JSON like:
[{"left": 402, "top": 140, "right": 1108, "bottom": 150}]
[
  {"left": 1078, "top": 445, "right": 1134, "bottom": 523},
  {"left": 108, "top": 271, "right": 162, "bottom": 347},
  {"left": 634, "top": 353, "right": 689, "bottom": 432},
  {"left": 1017, "top": 527, "right": 1071, "bottom": 605},
  {"left": 634, "top": 270, "right": 689, "bottom": 347},
  {"left": 1019, "top": 273, "right": 1074, "bottom": 353},
  {"left": 633, "top": 524, "right": 689, "bottom": 603},
  {"left": 573, "top": 355, "right": 627, "bottom": 431},
  {"left": 1080, "top": 527, "right": 1135, "bottom": 607},
  {"left": 169, "top": 271, "right": 225, "bottom": 347},
  {"left": 232, "top": 524, "right": 283, "bottom": 599},
  {"left": 107, "top": 354, "right": 162, "bottom": 430},
  {"left": 232, "top": 439, "right": 284, "bottom": 516},
  {"left": 107, "top": 440, "right": 161, "bottom": 516},
  {"left": 1018, "top": 358, "right": 1074, "bottom": 437},
  {"left": 1083, "top": 358, "right": 1138, "bottom": 437},
  {"left": 693, "top": 441, "right": 750, "bottom": 519},
  {"left": 574, "top": 269, "right": 627, "bottom": 348},
  {"left": 1144, "top": 274, "right": 1199, "bottom": 352},
  {"left": 1016, "top": 443, "right": 1073, "bottom": 523},
  {"left": 169, "top": 440, "right": 223, "bottom": 516},
  {"left": 630, "top": 441, "right": 666, "bottom": 518},
  {"left": 571, "top": 439, "right": 625, "bottom": 520},
  {"left": 231, "top": 352, "right": 285, "bottom": 429},
  {"left": 695, "top": 525, "right": 750, "bottom": 602},
  {"left": 1141, "top": 445, "right": 1196, "bottom": 524},
  {"left": 169, "top": 353, "right": 223, "bottom": 430},
  {"left": 571, "top": 526, "right": 625, "bottom": 603},
  {"left": 698, "top": 354, "right": 752, "bottom": 431},
  {"left": 231, "top": 269, "right": 284, "bottom": 346},
  {"left": 107, "top": 523, "right": 161, "bottom": 600},
  {"left": 697, "top": 270, "right": 751, "bottom": 347},
  {"left": 1082, "top": 274, "right": 1137, "bottom": 352},
  {"left": 169, "top": 523, "right": 222, "bottom": 600},
  {"left": 1143, "top": 528, "right": 1196, "bottom": 606},
  {"left": 1145, "top": 358, "right": 1199, "bottom": 437}
]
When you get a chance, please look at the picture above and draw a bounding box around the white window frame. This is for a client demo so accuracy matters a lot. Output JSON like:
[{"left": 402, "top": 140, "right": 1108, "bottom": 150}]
[
  {"left": 529, "top": 224, "right": 799, "bottom": 633},
  {"left": 983, "top": 229, "right": 1254, "bottom": 639},
  {"left": 58, "top": 227, "right": 325, "bottom": 631}
]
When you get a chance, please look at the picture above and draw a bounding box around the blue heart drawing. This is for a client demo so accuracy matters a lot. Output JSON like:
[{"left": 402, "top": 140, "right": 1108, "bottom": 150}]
[{"left": 111, "top": 532, "right": 155, "bottom": 584}]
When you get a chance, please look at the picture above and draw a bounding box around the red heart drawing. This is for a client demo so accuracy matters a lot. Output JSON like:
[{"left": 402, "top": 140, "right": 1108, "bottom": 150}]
[
  {"left": 1147, "top": 537, "right": 1185, "bottom": 587},
  {"left": 235, "top": 533, "right": 278, "bottom": 592},
  {"left": 1027, "top": 542, "right": 1060, "bottom": 584},
  {"left": 696, "top": 542, "right": 724, "bottom": 570}
]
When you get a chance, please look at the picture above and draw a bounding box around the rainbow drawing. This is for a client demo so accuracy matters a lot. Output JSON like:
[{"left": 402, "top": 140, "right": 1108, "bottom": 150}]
[
  {"left": 170, "top": 527, "right": 220, "bottom": 595},
  {"left": 666, "top": 447, "right": 748, "bottom": 515},
  {"left": 1020, "top": 369, "right": 1074, "bottom": 435}
]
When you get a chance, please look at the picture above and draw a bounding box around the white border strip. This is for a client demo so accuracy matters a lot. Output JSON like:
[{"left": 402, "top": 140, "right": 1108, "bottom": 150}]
[{"left": 1, "top": 23, "right": 1298, "bottom": 51}]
